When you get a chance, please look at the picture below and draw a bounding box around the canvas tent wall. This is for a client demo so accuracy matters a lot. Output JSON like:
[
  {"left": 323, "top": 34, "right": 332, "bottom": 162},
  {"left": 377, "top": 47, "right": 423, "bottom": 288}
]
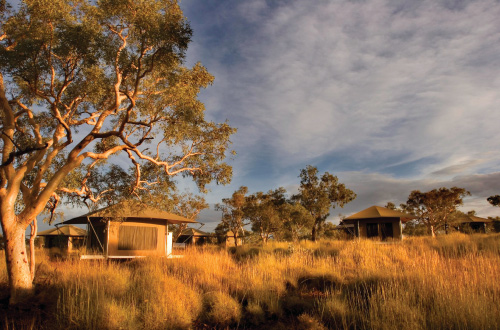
[
  {"left": 62, "top": 202, "right": 196, "bottom": 258},
  {"left": 343, "top": 206, "right": 416, "bottom": 240}
]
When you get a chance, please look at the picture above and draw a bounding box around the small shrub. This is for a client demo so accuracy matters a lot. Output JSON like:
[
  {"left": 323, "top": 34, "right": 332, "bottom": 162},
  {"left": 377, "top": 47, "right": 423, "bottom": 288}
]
[
  {"left": 321, "top": 296, "right": 350, "bottom": 329},
  {"left": 296, "top": 313, "right": 327, "bottom": 330},
  {"left": 201, "top": 291, "right": 241, "bottom": 327},
  {"left": 133, "top": 264, "right": 202, "bottom": 330},
  {"left": 101, "top": 299, "right": 138, "bottom": 330},
  {"left": 245, "top": 301, "right": 266, "bottom": 326}
]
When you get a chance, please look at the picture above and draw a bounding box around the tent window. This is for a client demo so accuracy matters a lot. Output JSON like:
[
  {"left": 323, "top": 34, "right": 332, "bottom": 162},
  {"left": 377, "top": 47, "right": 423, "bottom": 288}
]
[{"left": 118, "top": 226, "right": 158, "bottom": 250}]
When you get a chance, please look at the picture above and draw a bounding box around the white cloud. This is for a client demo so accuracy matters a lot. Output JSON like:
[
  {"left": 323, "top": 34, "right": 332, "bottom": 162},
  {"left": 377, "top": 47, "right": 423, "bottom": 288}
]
[
  {"left": 189, "top": 0, "right": 500, "bottom": 177},
  {"left": 174, "top": 0, "right": 500, "bottom": 220}
]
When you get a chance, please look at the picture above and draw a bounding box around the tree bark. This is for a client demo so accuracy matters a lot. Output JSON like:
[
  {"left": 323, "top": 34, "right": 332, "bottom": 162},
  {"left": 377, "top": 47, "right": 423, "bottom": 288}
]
[
  {"left": 233, "top": 233, "right": 239, "bottom": 247},
  {"left": 311, "top": 225, "right": 317, "bottom": 242},
  {"left": 3, "top": 221, "right": 34, "bottom": 305},
  {"left": 430, "top": 225, "right": 436, "bottom": 238},
  {"left": 29, "top": 220, "right": 37, "bottom": 280}
]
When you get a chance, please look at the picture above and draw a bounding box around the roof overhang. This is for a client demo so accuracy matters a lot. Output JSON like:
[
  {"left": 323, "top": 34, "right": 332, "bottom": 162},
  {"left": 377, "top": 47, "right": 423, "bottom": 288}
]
[
  {"left": 343, "top": 205, "right": 417, "bottom": 223},
  {"left": 62, "top": 202, "right": 197, "bottom": 225}
]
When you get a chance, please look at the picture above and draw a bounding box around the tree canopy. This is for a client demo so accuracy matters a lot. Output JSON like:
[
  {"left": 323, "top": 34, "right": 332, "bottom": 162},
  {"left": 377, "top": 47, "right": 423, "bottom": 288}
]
[
  {"left": 295, "top": 165, "right": 356, "bottom": 241},
  {"left": 404, "top": 187, "right": 470, "bottom": 237},
  {"left": 215, "top": 186, "right": 248, "bottom": 246},
  {"left": 487, "top": 195, "right": 500, "bottom": 207},
  {"left": 0, "top": 0, "right": 235, "bottom": 304}
]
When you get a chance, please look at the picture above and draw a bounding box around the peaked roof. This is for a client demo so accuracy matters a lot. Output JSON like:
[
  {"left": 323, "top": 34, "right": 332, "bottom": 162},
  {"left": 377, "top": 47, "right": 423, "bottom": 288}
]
[
  {"left": 457, "top": 215, "right": 493, "bottom": 223},
  {"left": 344, "top": 205, "right": 417, "bottom": 221},
  {"left": 62, "top": 201, "right": 197, "bottom": 225},
  {"left": 37, "top": 225, "right": 87, "bottom": 237},
  {"left": 180, "top": 228, "right": 211, "bottom": 237}
]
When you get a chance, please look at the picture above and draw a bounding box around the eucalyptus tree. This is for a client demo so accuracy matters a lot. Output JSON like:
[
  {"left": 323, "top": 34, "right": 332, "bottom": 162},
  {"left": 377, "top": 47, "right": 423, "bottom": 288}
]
[
  {"left": 280, "top": 202, "right": 313, "bottom": 242},
  {"left": 244, "top": 188, "right": 285, "bottom": 244},
  {"left": 487, "top": 195, "right": 500, "bottom": 207},
  {"left": 295, "top": 165, "right": 356, "bottom": 241},
  {"left": 0, "top": 0, "right": 235, "bottom": 304},
  {"left": 404, "top": 187, "right": 470, "bottom": 237},
  {"left": 215, "top": 186, "right": 248, "bottom": 246}
]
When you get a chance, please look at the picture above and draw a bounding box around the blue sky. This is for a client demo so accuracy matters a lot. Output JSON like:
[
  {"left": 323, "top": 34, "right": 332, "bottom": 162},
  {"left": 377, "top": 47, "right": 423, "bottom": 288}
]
[
  {"left": 27, "top": 0, "right": 500, "bottom": 232},
  {"left": 173, "top": 0, "right": 500, "bottom": 228}
]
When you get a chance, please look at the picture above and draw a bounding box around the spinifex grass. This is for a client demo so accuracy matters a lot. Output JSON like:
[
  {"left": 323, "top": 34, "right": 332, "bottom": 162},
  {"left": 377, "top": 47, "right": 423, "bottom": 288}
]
[{"left": 0, "top": 233, "right": 499, "bottom": 329}]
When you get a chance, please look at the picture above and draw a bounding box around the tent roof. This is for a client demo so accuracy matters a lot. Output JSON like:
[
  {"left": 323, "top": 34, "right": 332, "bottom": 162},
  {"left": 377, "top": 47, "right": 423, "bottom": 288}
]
[
  {"left": 344, "top": 205, "right": 417, "bottom": 222},
  {"left": 457, "top": 215, "right": 493, "bottom": 223},
  {"left": 62, "top": 201, "right": 197, "bottom": 225},
  {"left": 37, "top": 225, "right": 86, "bottom": 237},
  {"left": 180, "top": 228, "right": 211, "bottom": 237}
]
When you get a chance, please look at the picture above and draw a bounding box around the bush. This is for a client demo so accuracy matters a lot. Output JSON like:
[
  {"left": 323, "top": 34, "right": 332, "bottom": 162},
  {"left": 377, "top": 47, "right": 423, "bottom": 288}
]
[{"left": 201, "top": 291, "right": 241, "bottom": 327}]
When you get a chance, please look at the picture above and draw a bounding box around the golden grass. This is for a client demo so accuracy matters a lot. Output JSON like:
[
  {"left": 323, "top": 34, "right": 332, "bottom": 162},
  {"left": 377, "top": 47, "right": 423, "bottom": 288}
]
[{"left": 1, "top": 233, "right": 499, "bottom": 329}]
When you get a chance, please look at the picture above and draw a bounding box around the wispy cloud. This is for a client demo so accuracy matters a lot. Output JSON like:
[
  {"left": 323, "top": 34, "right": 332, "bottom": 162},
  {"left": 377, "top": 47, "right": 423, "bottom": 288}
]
[{"left": 185, "top": 0, "right": 500, "bottom": 181}]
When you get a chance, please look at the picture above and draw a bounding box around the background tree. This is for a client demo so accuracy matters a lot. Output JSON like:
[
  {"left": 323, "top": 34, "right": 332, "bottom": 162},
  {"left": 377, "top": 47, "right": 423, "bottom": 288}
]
[
  {"left": 215, "top": 186, "right": 248, "bottom": 247},
  {"left": 320, "top": 222, "right": 338, "bottom": 239},
  {"left": 0, "top": 0, "right": 235, "bottom": 304},
  {"left": 385, "top": 202, "right": 397, "bottom": 210},
  {"left": 244, "top": 188, "right": 285, "bottom": 244},
  {"left": 404, "top": 187, "right": 470, "bottom": 237},
  {"left": 488, "top": 216, "right": 500, "bottom": 233},
  {"left": 486, "top": 197, "right": 500, "bottom": 232},
  {"left": 487, "top": 195, "right": 500, "bottom": 207},
  {"left": 280, "top": 202, "right": 313, "bottom": 242},
  {"left": 295, "top": 165, "right": 356, "bottom": 241}
]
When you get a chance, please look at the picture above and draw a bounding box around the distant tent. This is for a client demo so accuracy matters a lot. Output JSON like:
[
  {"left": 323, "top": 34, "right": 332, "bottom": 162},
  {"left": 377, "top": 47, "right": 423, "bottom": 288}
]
[
  {"left": 37, "top": 225, "right": 87, "bottom": 237},
  {"left": 37, "top": 225, "right": 86, "bottom": 252},
  {"left": 176, "top": 228, "right": 212, "bottom": 245},
  {"left": 225, "top": 230, "right": 243, "bottom": 247},
  {"left": 456, "top": 215, "right": 492, "bottom": 233},
  {"left": 62, "top": 201, "right": 196, "bottom": 259},
  {"left": 342, "top": 206, "right": 417, "bottom": 240}
]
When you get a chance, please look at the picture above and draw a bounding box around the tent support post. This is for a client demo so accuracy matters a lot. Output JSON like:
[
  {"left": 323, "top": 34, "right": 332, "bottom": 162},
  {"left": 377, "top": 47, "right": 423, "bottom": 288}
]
[
  {"left": 399, "top": 219, "right": 403, "bottom": 240},
  {"left": 105, "top": 221, "right": 110, "bottom": 258},
  {"left": 356, "top": 220, "right": 360, "bottom": 240}
]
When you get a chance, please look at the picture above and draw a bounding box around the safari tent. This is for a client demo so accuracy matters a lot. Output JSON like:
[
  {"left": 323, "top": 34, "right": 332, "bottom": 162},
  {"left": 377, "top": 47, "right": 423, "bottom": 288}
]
[
  {"left": 456, "top": 215, "right": 492, "bottom": 233},
  {"left": 225, "top": 230, "right": 243, "bottom": 247},
  {"left": 342, "top": 205, "right": 416, "bottom": 240},
  {"left": 62, "top": 202, "right": 196, "bottom": 259},
  {"left": 176, "top": 228, "right": 212, "bottom": 245},
  {"left": 37, "top": 225, "right": 86, "bottom": 252}
]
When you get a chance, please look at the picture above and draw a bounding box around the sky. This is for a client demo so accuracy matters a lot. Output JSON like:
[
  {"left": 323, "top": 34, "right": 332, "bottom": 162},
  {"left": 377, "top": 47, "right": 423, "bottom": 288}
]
[
  {"left": 173, "top": 0, "right": 500, "bottom": 229},
  {"left": 28, "top": 0, "right": 500, "bottom": 232}
]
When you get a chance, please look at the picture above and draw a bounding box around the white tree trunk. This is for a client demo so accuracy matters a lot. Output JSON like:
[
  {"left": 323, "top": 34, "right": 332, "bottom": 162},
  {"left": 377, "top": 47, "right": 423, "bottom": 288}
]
[
  {"left": 430, "top": 225, "right": 436, "bottom": 238},
  {"left": 3, "top": 220, "right": 34, "bottom": 305},
  {"left": 29, "top": 220, "right": 37, "bottom": 280}
]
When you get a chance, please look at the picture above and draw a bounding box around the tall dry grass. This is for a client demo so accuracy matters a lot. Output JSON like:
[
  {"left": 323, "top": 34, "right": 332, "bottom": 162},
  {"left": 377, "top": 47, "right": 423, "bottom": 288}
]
[{"left": 0, "top": 233, "right": 499, "bottom": 329}]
